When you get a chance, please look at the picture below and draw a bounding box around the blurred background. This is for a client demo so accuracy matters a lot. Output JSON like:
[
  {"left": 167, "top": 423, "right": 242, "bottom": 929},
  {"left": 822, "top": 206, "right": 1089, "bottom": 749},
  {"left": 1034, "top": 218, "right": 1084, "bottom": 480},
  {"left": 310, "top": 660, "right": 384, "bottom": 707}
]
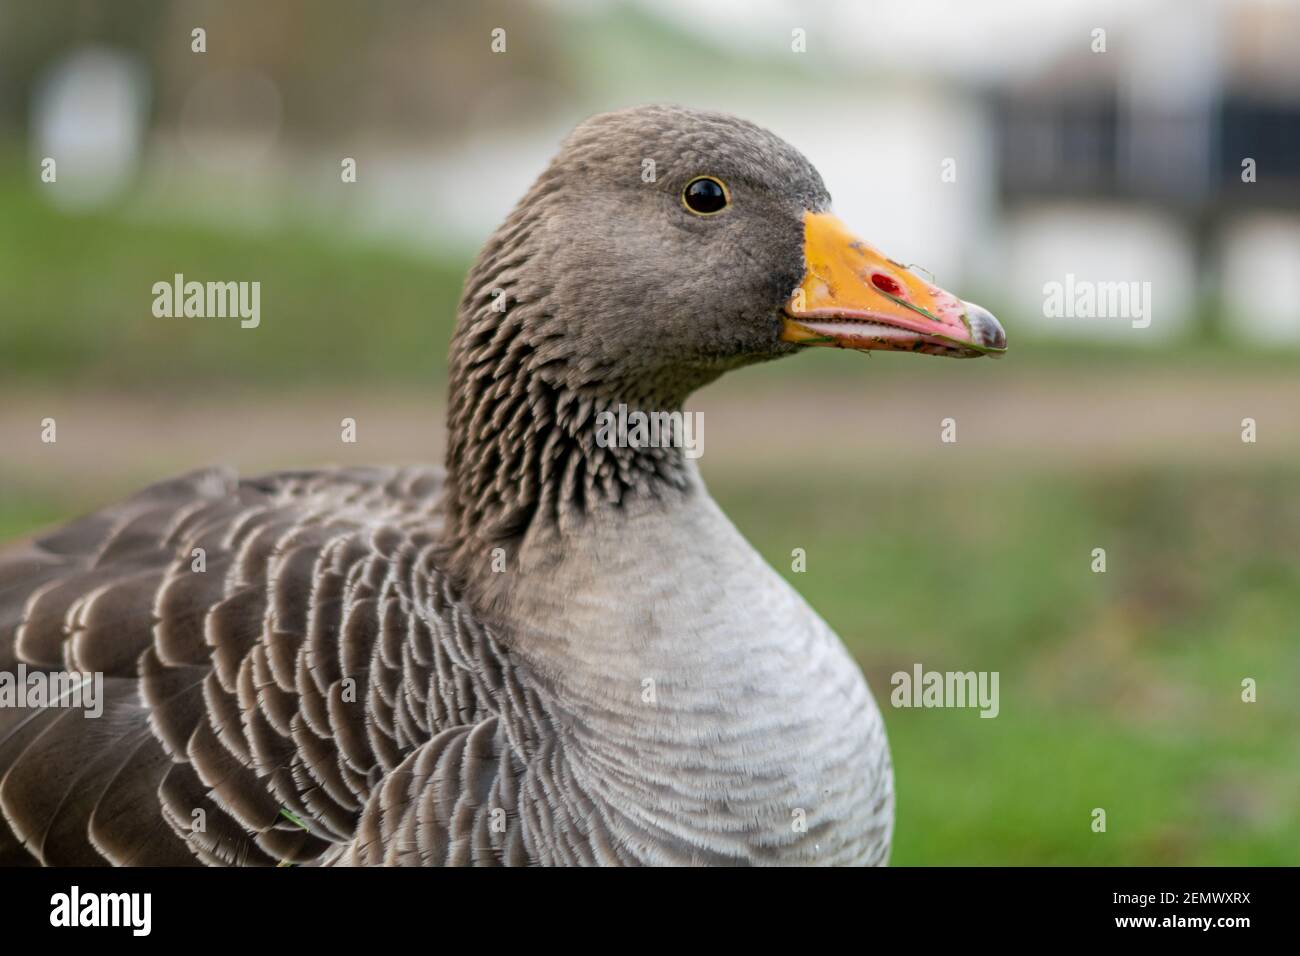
[{"left": 1, "top": 0, "right": 1297, "bottom": 864}]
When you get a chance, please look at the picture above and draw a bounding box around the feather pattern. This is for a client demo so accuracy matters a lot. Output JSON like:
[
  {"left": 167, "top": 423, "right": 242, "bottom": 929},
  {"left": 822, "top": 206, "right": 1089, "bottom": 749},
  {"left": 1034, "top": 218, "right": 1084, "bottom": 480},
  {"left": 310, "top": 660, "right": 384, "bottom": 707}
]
[{"left": 0, "top": 466, "right": 525, "bottom": 865}]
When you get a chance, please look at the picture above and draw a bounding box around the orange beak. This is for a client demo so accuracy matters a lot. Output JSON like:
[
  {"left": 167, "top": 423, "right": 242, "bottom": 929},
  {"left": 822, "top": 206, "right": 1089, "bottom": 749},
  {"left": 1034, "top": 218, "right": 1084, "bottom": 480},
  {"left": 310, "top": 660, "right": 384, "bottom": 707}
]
[{"left": 782, "top": 212, "right": 1006, "bottom": 358}]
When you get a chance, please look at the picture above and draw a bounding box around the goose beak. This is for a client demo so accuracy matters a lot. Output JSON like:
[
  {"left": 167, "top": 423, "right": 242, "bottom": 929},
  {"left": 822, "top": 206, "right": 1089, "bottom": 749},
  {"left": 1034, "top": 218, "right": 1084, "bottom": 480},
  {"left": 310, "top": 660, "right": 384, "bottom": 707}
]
[{"left": 781, "top": 211, "right": 1006, "bottom": 358}]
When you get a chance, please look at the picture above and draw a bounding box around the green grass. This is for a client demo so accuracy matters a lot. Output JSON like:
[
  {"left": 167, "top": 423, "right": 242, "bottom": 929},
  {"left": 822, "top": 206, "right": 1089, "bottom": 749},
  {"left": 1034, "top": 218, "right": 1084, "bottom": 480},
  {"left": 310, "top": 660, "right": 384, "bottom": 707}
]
[
  {"left": 0, "top": 164, "right": 465, "bottom": 387},
  {"left": 0, "top": 494, "right": 65, "bottom": 543}
]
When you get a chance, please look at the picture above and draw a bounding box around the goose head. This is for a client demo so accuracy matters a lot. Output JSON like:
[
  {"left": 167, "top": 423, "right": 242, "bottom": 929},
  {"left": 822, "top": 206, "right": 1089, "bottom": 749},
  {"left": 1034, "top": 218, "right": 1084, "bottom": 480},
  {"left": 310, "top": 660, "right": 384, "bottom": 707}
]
[
  {"left": 456, "top": 105, "right": 1004, "bottom": 391},
  {"left": 445, "top": 105, "right": 1005, "bottom": 564}
]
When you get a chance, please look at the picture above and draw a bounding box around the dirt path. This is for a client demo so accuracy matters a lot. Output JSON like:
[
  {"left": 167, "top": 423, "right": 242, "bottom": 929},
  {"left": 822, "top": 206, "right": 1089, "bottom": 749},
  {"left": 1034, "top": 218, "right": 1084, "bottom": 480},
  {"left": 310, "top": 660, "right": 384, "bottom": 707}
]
[{"left": 3, "top": 368, "right": 1297, "bottom": 495}]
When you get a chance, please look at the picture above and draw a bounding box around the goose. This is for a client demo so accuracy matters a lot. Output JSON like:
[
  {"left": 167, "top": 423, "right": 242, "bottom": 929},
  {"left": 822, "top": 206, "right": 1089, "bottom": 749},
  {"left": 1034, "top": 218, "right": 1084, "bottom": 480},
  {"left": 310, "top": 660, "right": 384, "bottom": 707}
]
[{"left": 0, "top": 105, "right": 1005, "bottom": 867}]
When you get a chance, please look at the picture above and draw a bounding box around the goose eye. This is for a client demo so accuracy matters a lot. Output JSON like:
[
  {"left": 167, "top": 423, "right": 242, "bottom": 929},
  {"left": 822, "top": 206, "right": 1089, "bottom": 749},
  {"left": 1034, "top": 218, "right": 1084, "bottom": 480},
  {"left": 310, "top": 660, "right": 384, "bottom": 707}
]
[{"left": 682, "top": 176, "right": 729, "bottom": 215}]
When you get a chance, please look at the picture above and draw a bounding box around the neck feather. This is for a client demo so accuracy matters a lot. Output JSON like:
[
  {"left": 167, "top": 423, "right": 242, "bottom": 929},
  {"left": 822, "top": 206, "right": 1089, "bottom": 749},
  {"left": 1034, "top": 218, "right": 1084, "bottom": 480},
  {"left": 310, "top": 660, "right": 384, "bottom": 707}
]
[{"left": 439, "top": 200, "right": 703, "bottom": 590}]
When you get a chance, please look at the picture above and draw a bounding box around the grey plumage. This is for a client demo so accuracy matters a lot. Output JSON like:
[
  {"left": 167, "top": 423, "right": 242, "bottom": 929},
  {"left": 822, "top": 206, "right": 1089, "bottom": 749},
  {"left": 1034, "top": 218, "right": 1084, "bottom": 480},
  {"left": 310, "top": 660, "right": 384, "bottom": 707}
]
[{"left": 0, "top": 106, "right": 900, "bottom": 866}]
